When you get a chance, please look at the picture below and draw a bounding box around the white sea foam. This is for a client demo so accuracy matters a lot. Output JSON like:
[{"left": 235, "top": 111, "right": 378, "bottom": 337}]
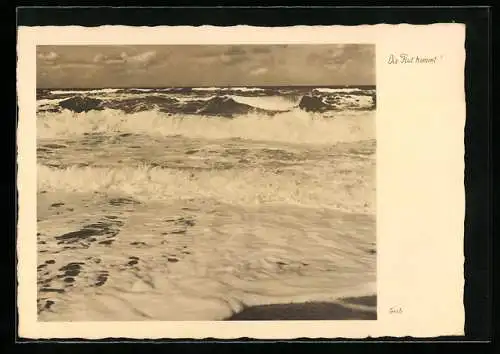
[
  {"left": 313, "top": 87, "right": 374, "bottom": 94},
  {"left": 37, "top": 188, "right": 376, "bottom": 320},
  {"left": 36, "top": 87, "right": 377, "bottom": 321},
  {"left": 191, "top": 87, "right": 266, "bottom": 92},
  {"left": 37, "top": 108, "right": 375, "bottom": 144},
  {"left": 50, "top": 88, "right": 120, "bottom": 95},
  {"left": 174, "top": 95, "right": 215, "bottom": 103},
  {"left": 230, "top": 95, "right": 299, "bottom": 111},
  {"left": 321, "top": 94, "right": 374, "bottom": 110},
  {"left": 129, "top": 88, "right": 155, "bottom": 92},
  {"left": 192, "top": 87, "right": 221, "bottom": 91},
  {"left": 36, "top": 98, "right": 64, "bottom": 106},
  {"left": 230, "top": 87, "right": 266, "bottom": 92},
  {"left": 38, "top": 158, "right": 375, "bottom": 214}
]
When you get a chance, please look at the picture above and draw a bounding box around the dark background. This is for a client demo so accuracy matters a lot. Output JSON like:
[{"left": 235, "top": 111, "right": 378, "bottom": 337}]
[{"left": 9, "top": 5, "right": 493, "bottom": 351}]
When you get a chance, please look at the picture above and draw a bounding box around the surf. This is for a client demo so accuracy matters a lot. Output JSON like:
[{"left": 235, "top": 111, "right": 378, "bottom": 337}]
[
  {"left": 37, "top": 108, "right": 375, "bottom": 145},
  {"left": 37, "top": 159, "right": 375, "bottom": 214}
]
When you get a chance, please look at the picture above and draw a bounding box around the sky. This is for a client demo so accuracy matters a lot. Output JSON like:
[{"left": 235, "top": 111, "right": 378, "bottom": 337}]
[{"left": 36, "top": 44, "right": 375, "bottom": 88}]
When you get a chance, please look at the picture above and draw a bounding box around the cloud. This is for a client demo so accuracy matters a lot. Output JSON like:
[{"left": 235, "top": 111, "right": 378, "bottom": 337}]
[
  {"left": 91, "top": 51, "right": 157, "bottom": 66},
  {"left": 93, "top": 54, "right": 104, "bottom": 63},
  {"left": 226, "top": 46, "right": 246, "bottom": 55},
  {"left": 38, "top": 51, "right": 59, "bottom": 61},
  {"left": 47, "top": 63, "right": 98, "bottom": 71},
  {"left": 37, "top": 44, "right": 375, "bottom": 88},
  {"left": 193, "top": 56, "right": 221, "bottom": 65},
  {"left": 219, "top": 54, "right": 232, "bottom": 64},
  {"left": 124, "top": 51, "right": 157, "bottom": 65},
  {"left": 251, "top": 47, "right": 271, "bottom": 54},
  {"left": 93, "top": 54, "right": 125, "bottom": 65},
  {"left": 105, "top": 59, "right": 126, "bottom": 65},
  {"left": 250, "top": 67, "right": 269, "bottom": 76}
]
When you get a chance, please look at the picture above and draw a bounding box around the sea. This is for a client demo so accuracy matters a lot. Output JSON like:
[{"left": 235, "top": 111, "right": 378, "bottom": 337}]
[{"left": 36, "top": 86, "right": 377, "bottom": 321}]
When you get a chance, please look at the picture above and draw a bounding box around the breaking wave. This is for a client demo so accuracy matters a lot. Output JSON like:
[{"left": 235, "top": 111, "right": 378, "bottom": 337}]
[
  {"left": 37, "top": 162, "right": 375, "bottom": 214},
  {"left": 49, "top": 88, "right": 120, "bottom": 95},
  {"left": 313, "top": 88, "right": 375, "bottom": 94},
  {"left": 230, "top": 95, "right": 299, "bottom": 111},
  {"left": 37, "top": 108, "right": 375, "bottom": 145},
  {"left": 37, "top": 86, "right": 376, "bottom": 116}
]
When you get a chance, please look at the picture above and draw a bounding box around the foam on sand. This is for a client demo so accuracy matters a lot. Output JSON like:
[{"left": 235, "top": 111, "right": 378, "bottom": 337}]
[{"left": 37, "top": 190, "right": 376, "bottom": 321}]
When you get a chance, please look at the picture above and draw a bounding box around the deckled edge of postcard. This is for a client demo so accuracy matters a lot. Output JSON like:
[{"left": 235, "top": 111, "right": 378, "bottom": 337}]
[{"left": 17, "top": 24, "right": 466, "bottom": 339}]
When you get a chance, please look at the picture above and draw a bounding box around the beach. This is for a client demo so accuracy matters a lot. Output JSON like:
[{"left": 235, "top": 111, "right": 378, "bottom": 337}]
[{"left": 36, "top": 86, "right": 377, "bottom": 321}]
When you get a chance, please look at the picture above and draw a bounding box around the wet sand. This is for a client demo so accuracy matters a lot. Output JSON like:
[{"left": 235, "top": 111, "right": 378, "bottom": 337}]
[{"left": 225, "top": 297, "right": 377, "bottom": 320}]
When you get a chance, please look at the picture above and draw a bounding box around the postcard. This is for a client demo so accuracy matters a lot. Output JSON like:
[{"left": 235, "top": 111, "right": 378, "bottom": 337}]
[{"left": 17, "top": 24, "right": 465, "bottom": 339}]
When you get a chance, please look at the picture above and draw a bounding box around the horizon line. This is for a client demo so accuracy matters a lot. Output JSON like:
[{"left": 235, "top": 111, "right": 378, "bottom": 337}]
[{"left": 37, "top": 84, "right": 377, "bottom": 90}]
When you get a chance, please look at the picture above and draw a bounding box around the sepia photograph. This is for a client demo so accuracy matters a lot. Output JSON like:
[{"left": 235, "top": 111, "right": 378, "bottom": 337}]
[
  {"left": 35, "top": 43, "right": 377, "bottom": 321},
  {"left": 16, "top": 21, "right": 469, "bottom": 339}
]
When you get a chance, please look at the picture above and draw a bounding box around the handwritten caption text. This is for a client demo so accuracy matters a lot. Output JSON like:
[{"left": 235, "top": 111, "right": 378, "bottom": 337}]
[{"left": 387, "top": 53, "right": 443, "bottom": 65}]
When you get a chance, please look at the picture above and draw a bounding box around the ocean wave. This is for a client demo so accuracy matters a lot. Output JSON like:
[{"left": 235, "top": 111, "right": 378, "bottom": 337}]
[
  {"left": 37, "top": 108, "right": 375, "bottom": 144},
  {"left": 313, "top": 88, "right": 375, "bottom": 94},
  {"left": 172, "top": 95, "right": 215, "bottom": 103},
  {"left": 126, "top": 88, "right": 155, "bottom": 92},
  {"left": 230, "top": 95, "right": 299, "bottom": 112},
  {"left": 194, "top": 96, "right": 281, "bottom": 116},
  {"left": 192, "top": 87, "right": 221, "bottom": 91},
  {"left": 38, "top": 94, "right": 374, "bottom": 118},
  {"left": 50, "top": 88, "right": 120, "bottom": 95},
  {"left": 38, "top": 163, "right": 375, "bottom": 214},
  {"left": 229, "top": 87, "right": 266, "bottom": 92},
  {"left": 192, "top": 87, "right": 265, "bottom": 92},
  {"left": 41, "top": 94, "right": 288, "bottom": 116},
  {"left": 37, "top": 98, "right": 64, "bottom": 106}
]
